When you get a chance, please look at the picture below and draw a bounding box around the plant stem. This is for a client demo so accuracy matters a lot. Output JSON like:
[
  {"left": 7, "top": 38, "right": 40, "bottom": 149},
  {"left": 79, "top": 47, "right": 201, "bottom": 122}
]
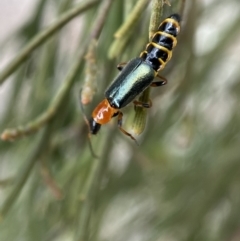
[
  {"left": 74, "top": 0, "right": 115, "bottom": 239},
  {"left": 75, "top": 129, "right": 112, "bottom": 241},
  {"left": 132, "top": 0, "right": 164, "bottom": 135},
  {"left": 0, "top": 0, "right": 99, "bottom": 84},
  {"left": 1, "top": 32, "right": 93, "bottom": 141},
  {"left": 0, "top": 125, "right": 52, "bottom": 220},
  {"left": 108, "top": 0, "right": 150, "bottom": 59},
  {"left": 114, "top": 0, "right": 150, "bottom": 38},
  {"left": 149, "top": 0, "right": 164, "bottom": 39}
]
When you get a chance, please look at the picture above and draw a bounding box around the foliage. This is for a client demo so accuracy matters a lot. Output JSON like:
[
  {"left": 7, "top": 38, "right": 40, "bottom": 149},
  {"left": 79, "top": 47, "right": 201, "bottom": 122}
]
[{"left": 0, "top": 0, "right": 240, "bottom": 240}]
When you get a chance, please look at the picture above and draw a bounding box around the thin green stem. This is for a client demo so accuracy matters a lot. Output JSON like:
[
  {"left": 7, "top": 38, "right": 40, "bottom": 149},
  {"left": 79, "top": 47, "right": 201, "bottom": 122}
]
[
  {"left": 90, "top": 0, "right": 113, "bottom": 40},
  {"left": 75, "top": 129, "right": 112, "bottom": 241},
  {"left": 114, "top": 0, "right": 150, "bottom": 38},
  {"left": 73, "top": 1, "right": 115, "bottom": 239},
  {"left": 131, "top": 88, "right": 150, "bottom": 136},
  {"left": 0, "top": 0, "right": 99, "bottom": 84},
  {"left": 0, "top": 125, "right": 52, "bottom": 220},
  {"left": 149, "top": 0, "right": 164, "bottom": 39},
  {"left": 1, "top": 35, "right": 92, "bottom": 141},
  {"left": 179, "top": 0, "right": 186, "bottom": 17},
  {"left": 132, "top": 0, "right": 164, "bottom": 135},
  {"left": 81, "top": 0, "right": 113, "bottom": 105},
  {"left": 108, "top": 0, "right": 150, "bottom": 59},
  {"left": 108, "top": 30, "right": 133, "bottom": 59}
]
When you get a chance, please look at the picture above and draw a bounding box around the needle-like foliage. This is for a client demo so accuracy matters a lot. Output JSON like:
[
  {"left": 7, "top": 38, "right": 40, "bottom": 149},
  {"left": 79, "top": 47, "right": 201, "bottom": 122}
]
[{"left": 0, "top": 0, "right": 240, "bottom": 241}]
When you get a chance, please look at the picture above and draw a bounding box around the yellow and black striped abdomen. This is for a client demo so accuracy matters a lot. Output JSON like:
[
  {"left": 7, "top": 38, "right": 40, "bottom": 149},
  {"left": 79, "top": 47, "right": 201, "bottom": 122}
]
[{"left": 140, "top": 14, "right": 181, "bottom": 73}]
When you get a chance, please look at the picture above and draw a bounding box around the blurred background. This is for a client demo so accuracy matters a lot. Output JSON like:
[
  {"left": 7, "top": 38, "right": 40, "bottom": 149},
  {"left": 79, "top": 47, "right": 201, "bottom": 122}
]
[{"left": 0, "top": 0, "right": 240, "bottom": 241}]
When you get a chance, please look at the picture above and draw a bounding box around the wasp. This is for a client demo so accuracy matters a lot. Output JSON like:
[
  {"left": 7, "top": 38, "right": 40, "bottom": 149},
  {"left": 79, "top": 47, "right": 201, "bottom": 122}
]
[{"left": 88, "top": 14, "right": 181, "bottom": 142}]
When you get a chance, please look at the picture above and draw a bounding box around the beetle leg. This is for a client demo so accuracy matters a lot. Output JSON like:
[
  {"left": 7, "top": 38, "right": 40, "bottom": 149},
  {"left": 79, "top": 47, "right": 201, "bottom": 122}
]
[
  {"left": 133, "top": 99, "right": 152, "bottom": 108},
  {"left": 150, "top": 81, "right": 166, "bottom": 87},
  {"left": 112, "top": 112, "right": 119, "bottom": 118},
  {"left": 117, "top": 111, "right": 139, "bottom": 145},
  {"left": 117, "top": 62, "right": 127, "bottom": 71},
  {"left": 151, "top": 75, "right": 168, "bottom": 86}
]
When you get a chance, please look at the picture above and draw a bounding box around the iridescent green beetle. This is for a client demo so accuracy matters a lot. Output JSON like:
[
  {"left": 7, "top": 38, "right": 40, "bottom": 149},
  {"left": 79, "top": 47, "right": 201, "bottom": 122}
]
[{"left": 89, "top": 14, "right": 181, "bottom": 142}]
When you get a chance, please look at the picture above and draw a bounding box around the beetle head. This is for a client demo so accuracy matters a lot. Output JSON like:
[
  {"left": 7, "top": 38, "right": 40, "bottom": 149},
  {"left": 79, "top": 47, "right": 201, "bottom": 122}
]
[{"left": 89, "top": 117, "right": 101, "bottom": 135}]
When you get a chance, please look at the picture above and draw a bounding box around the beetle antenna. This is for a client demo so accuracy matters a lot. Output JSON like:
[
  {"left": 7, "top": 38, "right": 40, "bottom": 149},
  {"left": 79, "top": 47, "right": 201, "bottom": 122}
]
[{"left": 79, "top": 89, "right": 99, "bottom": 159}]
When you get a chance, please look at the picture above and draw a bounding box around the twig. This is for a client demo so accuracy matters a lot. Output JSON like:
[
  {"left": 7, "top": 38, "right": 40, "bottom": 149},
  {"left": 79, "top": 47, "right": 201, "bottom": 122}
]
[
  {"left": 40, "top": 160, "right": 64, "bottom": 200},
  {"left": 114, "top": 0, "right": 150, "bottom": 38},
  {"left": 1, "top": 32, "right": 93, "bottom": 141},
  {"left": 0, "top": 0, "right": 99, "bottom": 84},
  {"left": 75, "top": 129, "right": 112, "bottom": 241},
  {"left": 90, "top": 0, "right": 113, "bottom": 40},
  {"left": 108, "top": 30, "right": 133, "bottom": 59},
  {"left": 131, "top": 88, "right": 149, "bottom": 136},
  {"left": 81, "top": 40, "right": 98, "bottom": 105},
  {"left": 0, "top": 125, "right": 52, "bottom": 220},
  {"left": 179, "top": 0, "right": 186, "bottom": 18},
  {"left": 132, "top": 0, "right": 164, "bottom": 135},
  {"left": 149, "top": 0, "right": 164, "bottom": 39},
  {"left": 0, "top": 177, "right": 14, "bottom": 187},
  {"left": 81, "top": 0, "right": 113, "bottom": 105},
  {"left": 108, "top": 0, "right": 150, "bottom": 59},
  {"left": 74, "top": 1, "right": 115, "bottom": 240}
]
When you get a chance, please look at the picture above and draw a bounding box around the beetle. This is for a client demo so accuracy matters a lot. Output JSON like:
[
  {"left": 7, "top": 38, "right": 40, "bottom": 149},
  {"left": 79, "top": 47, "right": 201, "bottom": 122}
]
[{"left": 88, "top": 13, "right": 181, "bottom": 142}]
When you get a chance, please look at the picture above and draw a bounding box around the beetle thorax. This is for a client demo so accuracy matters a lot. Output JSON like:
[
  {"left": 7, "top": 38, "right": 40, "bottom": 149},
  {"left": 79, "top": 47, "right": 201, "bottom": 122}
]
[{"left": 92, "top": 99, "right": 118, "bottom": 125}]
